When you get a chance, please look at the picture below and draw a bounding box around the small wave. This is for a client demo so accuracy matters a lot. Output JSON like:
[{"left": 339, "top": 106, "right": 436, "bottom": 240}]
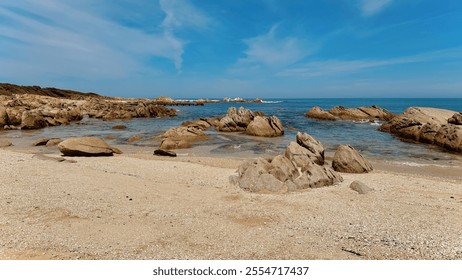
[
  {"left": 387, "top": 161, "right": 451, "bottom": 168},
  {"left": 261, "top": 100, "right": 283, "bottom": 104}
]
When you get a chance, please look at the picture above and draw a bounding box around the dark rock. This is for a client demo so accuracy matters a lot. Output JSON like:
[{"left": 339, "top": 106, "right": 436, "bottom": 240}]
[
  {"left": 112, "top": 125, "right": 127, "bottom": 130},
  {"left": 154, "top": 149, "right": 177, "bottom": 157}
]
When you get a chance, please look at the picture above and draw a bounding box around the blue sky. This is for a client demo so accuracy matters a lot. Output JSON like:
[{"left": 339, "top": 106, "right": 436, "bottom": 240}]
[{"left": 1, "top": 0, "right": 461, "bottom": 98}]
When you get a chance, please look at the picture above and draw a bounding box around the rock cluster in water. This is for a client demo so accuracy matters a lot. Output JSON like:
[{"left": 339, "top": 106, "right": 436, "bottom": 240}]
[
  {"left": 305, "top": 105, "right": 395, "bottom": 122},
  {"left": 379, "top": 107, "right": 462, "bottom": 153},
  {"left": 0, "top": 83, "right": 177, "bottom": 130},
  {"left": 159, "top": 107, "right": 284, "bottom": 150}
]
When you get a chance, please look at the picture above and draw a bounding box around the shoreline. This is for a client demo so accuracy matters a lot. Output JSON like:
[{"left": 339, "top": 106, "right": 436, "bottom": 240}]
[{"left": 1, "top": 146, "right": 461, "bottom": 260}]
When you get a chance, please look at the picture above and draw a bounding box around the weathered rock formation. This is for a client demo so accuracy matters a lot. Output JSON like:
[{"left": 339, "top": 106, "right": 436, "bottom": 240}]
[
  {"left": 379, "top": 107, "right": 462, "bottom": 153},
  {"left": 234, "top": 132, "right": 343, "bottom": 193},
  {"left": 332, "top": 145, "right": 373, "bottom": 173},
  {"left": 305, "top": 105, "right": 395, "bottom": 122},
  {"left": 159, "top": 126, "right": 209, "bottom": 150},
  {"left": 246, "top": 116, "right": 284, "bottom": 137},
  {"left": 217, "top": 107, "right": 284, "bottom": 137},
  {"left": 0, "top": 83, "right": 177, "bottom": 130},
  {"left": 448, "top": 112, "right": 462, "bottom": 125},
  {"left": 58, "top": 137, "right": 122, "bottom": 156}
]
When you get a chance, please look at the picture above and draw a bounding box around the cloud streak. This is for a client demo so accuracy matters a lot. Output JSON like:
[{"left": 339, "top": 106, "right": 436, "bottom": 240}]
[
  {"left": 0, "top": 0, "right": 210, "bottom": 83},
  {"left": 233, "top": 25, "right": 314, "bottom": 73},
  {"left": 279, "top": 47, "right": 462, "bottom": 78},
  {"left": 359, "top": 0, "right": 392, "bottom": 16}
]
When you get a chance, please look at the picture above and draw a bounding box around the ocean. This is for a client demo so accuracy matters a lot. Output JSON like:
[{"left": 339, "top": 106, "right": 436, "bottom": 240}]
[{"left": 4, "top": 98, "right": 462, "bottom": 165}]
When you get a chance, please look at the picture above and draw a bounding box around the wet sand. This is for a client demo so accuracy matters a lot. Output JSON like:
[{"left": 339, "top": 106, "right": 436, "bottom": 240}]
[{"left": 0, "top": 141, "right": 461, "bottom": 260}]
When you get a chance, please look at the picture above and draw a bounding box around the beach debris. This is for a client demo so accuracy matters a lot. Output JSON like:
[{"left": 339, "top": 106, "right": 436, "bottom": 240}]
[
  {"left": 234, "top": 132, "right": 342, "bottom": 193},
  {"left": 379, "top": 107, "right": 462, "bottom": 153},
  {"left": 0, "top": 139, "right": 13, "bottom": 147},
  {"left": 349, "top": 181, "right": 374, "bottom": 194},
  {"left": 305, "top": 105, "right": 395, "bottom": 122},
  {"left": 154, "top": 149, "right": 177, "bottom": 157},
  {"left": 58, "top": 137, "right": 122, "bottom": 157},
  {"left": 332, "top": 145, "right": 373, "bottom": 173}
]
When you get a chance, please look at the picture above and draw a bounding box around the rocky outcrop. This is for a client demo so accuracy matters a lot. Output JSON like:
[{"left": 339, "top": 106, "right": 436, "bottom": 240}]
[
  {"left": 448, "top": 112, "right": 462, "bottom": 125},
  {"left": 0, "top": 83, "right": 177, "bottom": 131},
  {"left": 305, "top": 106, "right": 337, "bottom": 121},
  {"left": 332, "top": 145, "right": 373, "bottom": 173},
  {"left": 246, "top": 116, "right": 284, "bottom": 137},
  {"left": 217, "top": 107, "right": 261, "bottom": 132},
  {"left": 217, "top": 107, "right": 284, "bottom": 137},
  {"left": 58, "top": 137, "right": 122, "bottom": 156},
  {"left": 234, "top": 133, "right": 343, "bottom": 193},
  {"left": 305, "top": 105, "right": 395, "bottom": 122},
  {"left": 159, "top": 126, "right": 209, "bottom": 150},
  {"left": 379, "top": 107, "right": 462, "bottom": 153}
]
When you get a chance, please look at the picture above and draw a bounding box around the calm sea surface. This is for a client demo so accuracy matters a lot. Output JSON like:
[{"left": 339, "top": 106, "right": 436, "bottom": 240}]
[{"left": 3, "top": 98, "right": 462, "bottom": 165}]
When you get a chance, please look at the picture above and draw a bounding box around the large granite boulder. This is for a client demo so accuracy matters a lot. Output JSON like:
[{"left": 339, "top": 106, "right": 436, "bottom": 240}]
[
  {"left": 332, "top": 145, "right": 373, "bottom": 173},
  {"left": 217, "top": 107, "right": 259, "bottom": 132},
  {"left": 58, "top": 137, "right": 122, "bottom": 156},
  {"left": 305, "top": 106, "right": 337, "bottom": 120},
  {"left": 380, "top": 107, "right": 462, "bottom": 153},
  {"left": 245, "top": 115, "right": 284, "bottom": 137},
  {"left": 235, "top": 132, "right": 342, "bottom": 193}
]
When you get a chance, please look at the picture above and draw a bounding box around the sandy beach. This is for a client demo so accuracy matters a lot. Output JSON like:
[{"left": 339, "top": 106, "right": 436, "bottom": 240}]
[{"left": 1, "top": 143, "right": 461, "bottom": 260}]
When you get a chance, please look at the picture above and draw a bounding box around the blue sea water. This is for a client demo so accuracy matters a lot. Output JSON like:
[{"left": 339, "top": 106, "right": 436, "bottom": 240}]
[{"left": 3, "top": 98, "right": 462, "bottom": 164}]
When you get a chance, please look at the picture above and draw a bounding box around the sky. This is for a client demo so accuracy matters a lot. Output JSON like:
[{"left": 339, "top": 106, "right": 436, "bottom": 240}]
[{"left": 0, "top": 0, "right": 462, "bottom": 98}]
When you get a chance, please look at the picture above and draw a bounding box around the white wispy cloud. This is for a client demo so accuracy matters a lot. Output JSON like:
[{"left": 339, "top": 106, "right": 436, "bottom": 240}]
[
  {"left": 359, "top": 0, "right": 392, "bottom": 16},
  {"left": 278, "top": 47, "right": 462, "bottom": 78},
  {"left": 236, "top": 25, "right": 314, "bottom": 68},
  {"left": 159, "top": 0, "right": 211, "bottom": 31},
  {"left": 0, "top": 0, "right": 210, "bottom": 83}
]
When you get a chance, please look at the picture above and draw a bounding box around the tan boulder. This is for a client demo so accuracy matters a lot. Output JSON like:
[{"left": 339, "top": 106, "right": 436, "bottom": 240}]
[
  {"left": 0, "top": 105, "right": 9, "bottom": 127},
  {"left": 245, "top": 115, "right": 284, "bottom": 137},
  {"left": 58, "top": 137, "right": 122, "bottom": 156},
  {"left": 295, "top": 132, "right": 325, "bottom": 165},
  {"left": 20, "top": 110, "right": 47, "bottom": 129},
  {"left": 0, "top": 139, "right": 13, "bottom": 147},
  {"left": 305, "top": 106, "right": 337, "bottom": 121},
  {"left": 332, "top": 145, "right": 373, "bottom": 173},
  {"left": 448, "top": 112, "right": 462, "bottom": 125}
]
